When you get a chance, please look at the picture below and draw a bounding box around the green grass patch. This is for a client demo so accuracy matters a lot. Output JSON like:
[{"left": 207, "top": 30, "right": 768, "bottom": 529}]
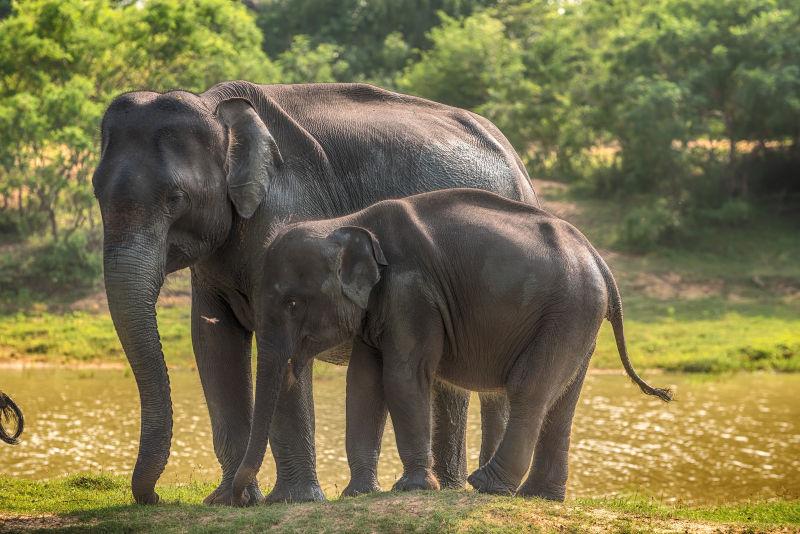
[
  {"left": 591, "top": 307, "right": 800, "bottom": 372},
  {"left": 0, "top": 306, "right": 194, "bottom": 366},
  {"left": 0, "top": 475, "right": 796, "bottom": 533},
  {"left": 2, "top": 299, "right": 798, "bottom": 373}
]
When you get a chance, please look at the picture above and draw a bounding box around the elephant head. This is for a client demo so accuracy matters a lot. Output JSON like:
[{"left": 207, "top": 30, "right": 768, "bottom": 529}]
[
  {"left": 92, "top": 90, "right": 282, "bottom": 504},
  {"left": 230, "top": 224, "right": 387, "bottom": 504},
  {"left": 0, "top": 391, "right": 24, "bottom": 445}
]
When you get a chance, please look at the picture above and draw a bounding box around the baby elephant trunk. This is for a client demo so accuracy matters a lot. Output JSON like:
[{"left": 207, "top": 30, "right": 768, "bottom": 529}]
[
  {"left": 0, "top": 391, "right": 24, "bottom": 445},
  {"left": 231, "top": 339, "right": 290, "bottom": 506}
]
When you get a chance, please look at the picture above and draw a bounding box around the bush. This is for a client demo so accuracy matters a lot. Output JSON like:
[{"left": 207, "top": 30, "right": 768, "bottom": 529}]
[
  {"left": 0, "top": 231, "right": 102, "bottom": 306},
  {"left": 699, "top": 199, "right": 752, "bottom": 226},
  {"left": 28, "top": 232, "right": 102, "bottom": 288},
  {"left": 619, "top": 198, "right": 686, "bottom": 251}
]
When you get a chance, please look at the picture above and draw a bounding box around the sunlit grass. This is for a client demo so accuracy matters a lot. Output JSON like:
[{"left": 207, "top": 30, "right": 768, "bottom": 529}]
[
  {"left": 0, "top": 475, "right": 796, "bottom": 532},
  {"left": 1, "top": 299, "right": 798, "bottom": 373}
]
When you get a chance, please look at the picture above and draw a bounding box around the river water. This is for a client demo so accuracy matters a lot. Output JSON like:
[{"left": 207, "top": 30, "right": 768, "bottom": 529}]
[{"left": 1, "top": 368, "right": 797, "bottom": 504}]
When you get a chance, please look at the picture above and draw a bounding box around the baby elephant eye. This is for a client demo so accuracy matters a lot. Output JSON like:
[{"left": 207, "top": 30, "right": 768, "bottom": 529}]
[{"left": 286, "top": 298, "right": 298, "bottom": 313}]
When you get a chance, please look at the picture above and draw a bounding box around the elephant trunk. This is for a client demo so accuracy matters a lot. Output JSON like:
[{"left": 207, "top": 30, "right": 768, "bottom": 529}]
[
  {"left": 103, "top": 240, "right": 171, "bottom": 505},
  {"left": 231, "top": 334, "right": 289, "bottom": 505}
]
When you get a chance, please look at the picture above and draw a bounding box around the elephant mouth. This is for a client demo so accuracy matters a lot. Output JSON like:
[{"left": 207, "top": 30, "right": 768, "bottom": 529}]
[{"left": 166, "top": 244, "right": 194, "bottom": 273}]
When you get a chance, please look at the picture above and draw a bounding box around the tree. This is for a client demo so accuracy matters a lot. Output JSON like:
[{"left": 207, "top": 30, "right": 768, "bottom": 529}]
[
  {"left": 398, "top": 12, "right": 525, "bottom": 110},
  {"left": 0, "top": 0, "right": 278, "bottom": 239},
  {"left": 254, "top": 0, "right": 497, "bottom": 79},
  {"left": 276, "top": 35, "right": 348, "bottom": 83}
]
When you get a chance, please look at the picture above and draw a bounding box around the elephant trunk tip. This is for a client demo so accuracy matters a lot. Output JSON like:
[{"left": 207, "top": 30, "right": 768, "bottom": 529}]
[
  {"left": 0, "top": 392, "right": 24, "bottom": 445},
  {"left": 232, "top": 466, "right": 256, "bottom": 506}
]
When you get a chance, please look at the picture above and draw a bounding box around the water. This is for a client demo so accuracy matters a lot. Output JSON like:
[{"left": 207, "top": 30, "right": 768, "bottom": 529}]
[{"left": 1, "top": 367, "right": 798, "bottom": 504}]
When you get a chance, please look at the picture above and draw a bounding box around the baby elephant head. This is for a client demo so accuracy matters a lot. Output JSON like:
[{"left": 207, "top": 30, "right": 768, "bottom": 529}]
[
  {"left": 261, "top": 224, "right": 388, "bottom": 378},
  {"left": 231, "top": 224, "right": 387, "bottom": 504}
]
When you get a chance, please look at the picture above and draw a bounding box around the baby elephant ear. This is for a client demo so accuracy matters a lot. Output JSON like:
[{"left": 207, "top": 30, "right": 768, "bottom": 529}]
[{"left": 329, "top": 226, "right": 388, "bottom": 309}]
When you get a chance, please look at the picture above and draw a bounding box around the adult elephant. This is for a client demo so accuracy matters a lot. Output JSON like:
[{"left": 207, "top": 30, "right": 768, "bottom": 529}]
[{"left": 93, "top": 80, "right": 541, "bottom": 506}]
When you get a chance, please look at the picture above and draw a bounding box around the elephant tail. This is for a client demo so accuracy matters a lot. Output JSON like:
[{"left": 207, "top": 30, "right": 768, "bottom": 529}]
[
  {"left": 592, "top": 251, "right": 673, "bottom": 402},
  {"left": 0, "top": 391, "right": 24, "bottom": 445}
]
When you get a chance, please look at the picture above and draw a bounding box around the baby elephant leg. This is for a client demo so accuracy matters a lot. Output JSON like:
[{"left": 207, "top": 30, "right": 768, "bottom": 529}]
[
  {"left": 467, "top": 389, "right": 548, "bottom": 495},
  {"left": 518, "top": 360, "right": 590, "bottom": 501},
  {"left": 468, "top": 333, "right": 584, "bottom": 495},
  {"left": 383, "top": 359, "right": 440, "bottom": 492},
  {"left": 343, "top": 338, "right": 387, "bottom": 497}
]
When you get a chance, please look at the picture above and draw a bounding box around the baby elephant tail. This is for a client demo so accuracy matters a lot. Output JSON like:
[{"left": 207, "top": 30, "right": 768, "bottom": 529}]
[{"left": 593, "top": 252, "right": 673, "bottom": 402}]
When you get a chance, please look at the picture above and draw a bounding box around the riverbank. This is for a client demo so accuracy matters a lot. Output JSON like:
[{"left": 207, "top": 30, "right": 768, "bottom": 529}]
[
  {"left": 1, "top": 294, "right": 797, "bottom": 373},
  {"left": 0, "top": 475, "right": 797, "bottom": 533}
]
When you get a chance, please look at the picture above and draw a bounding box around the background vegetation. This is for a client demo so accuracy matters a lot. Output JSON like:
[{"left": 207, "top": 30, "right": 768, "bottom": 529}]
[{"left": 0, "top": 0, "right": 798, "bottom": 373}]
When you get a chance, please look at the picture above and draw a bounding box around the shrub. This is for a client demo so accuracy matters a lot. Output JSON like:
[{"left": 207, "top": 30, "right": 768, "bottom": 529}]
[
  {"left": 619, "top": 198, "right": 686, "bottom": 251},
  {"left": 28, "top": 232, "right": 102, "bottom": 288},
  {"left": 699, "top": 199, "right": 752, "bottom": 226},
  {"left": 0, "top": 230, "right": 102, "bottom": 306}
]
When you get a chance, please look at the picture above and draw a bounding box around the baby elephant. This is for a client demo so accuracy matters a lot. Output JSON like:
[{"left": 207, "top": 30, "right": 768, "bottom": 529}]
[{"left": 231, "top": 188, "right": 671, "bottom": 504}]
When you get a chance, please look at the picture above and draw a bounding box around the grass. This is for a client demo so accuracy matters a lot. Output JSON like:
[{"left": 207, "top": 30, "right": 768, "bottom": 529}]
[
  {"left": 0, "top": 182, "right": 798, "bottom": 373},
  {"left": 0, "top": 474, "right": 797, "bottom": 533},
  {"left": 1, "top": 302, "right": 798, "bottom": 373}
]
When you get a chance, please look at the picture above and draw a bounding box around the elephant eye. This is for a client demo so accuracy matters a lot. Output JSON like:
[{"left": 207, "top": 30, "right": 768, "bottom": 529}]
[
  {"left": 285, "top": 298, "right": 298, "bottom": 314},
  {"left": 167, "top": 189, "right": 188, "bottom": 211}
]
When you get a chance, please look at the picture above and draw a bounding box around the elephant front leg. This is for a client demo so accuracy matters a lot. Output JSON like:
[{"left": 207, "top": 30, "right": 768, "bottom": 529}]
[
  {"left": 265, "top": 360, "right": 325, "bottom": 503},
  {"left": 343, "top": 338, "right": 387, "bottom": 497},
  {"left": 381, "top": 313, "right": 445, "bottom": 493},
  {"left": 191, "top": 288, "right": 262, "bottom": 506}
]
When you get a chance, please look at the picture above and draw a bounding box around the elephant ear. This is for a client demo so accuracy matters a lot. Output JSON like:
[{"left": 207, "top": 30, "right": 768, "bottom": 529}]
[
  {"left": 328, "top": 226, "right": 388, "bottom": 309},
  {"left": 215, "top": 98, "right": 283, "bottom": 219}
]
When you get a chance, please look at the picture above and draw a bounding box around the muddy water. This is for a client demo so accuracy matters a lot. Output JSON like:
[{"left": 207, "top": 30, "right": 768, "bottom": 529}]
[{"left": 1, "top": 368, "right": 797, "bottom": 504}]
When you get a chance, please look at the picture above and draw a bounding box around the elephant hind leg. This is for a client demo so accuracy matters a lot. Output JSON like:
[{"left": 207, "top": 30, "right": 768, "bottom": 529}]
[
  {"left": 478, "top": 392, "right": 509, "bottom": 467},
  {"left": 468, "top": 329, "right": 595, "bottom": 496},
  {"left": 517, "top": 357, "right": 591, "bottom": 501},
  {"left": 431, "top": 381, "right": 469, "bottom": 489}
]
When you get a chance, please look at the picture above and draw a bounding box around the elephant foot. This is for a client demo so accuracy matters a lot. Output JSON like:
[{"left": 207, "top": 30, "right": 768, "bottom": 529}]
[
  {"left": 203, "top": 480, "right": 263, "bottom": 507},
  {"left": 392, "top": 469, "right": 440, "bottom": 492},
  {"left": 517, "top": 482, "right": 566, "bottom": 502},
  {"left": 342, "top": 477, "right": 381, "bottom": 497},
  {"left": 266, "top": 478, "right": 325, "bottom": 503},
  {"left": 468, "top": 465, "right": 516, "bottom": 496},
  {"left": 133, "top": 491, "right": 160, "bottom": 505},
  {"left": 433, "top": 464, "right": 467, "bottom": 490}
]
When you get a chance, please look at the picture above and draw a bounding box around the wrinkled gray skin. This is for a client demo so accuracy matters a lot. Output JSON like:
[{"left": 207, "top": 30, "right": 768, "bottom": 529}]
[
  {"left": 0, "top": 391, "right": 24, "bottom": 445},
  {"left": 92, "top": 81, "right": 537, "bottom": 505},
  {"left": 235, "top": 188, "right": 672, "bottom": 504}
]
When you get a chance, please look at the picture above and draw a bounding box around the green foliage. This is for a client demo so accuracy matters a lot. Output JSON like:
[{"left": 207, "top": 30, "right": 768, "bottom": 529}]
[
  {"left": 276, "top": 35, "right": 349, "bottom": 84},
  {"left": 0, "top": 0, "right": 798, "bottom": 275},
  {"left": 0, "top": 230, "right": 102, "bottom": 306},
  {"left": 399, "top": 12, "right": 525, "bottom": 111},
  {"left": 254, "top": 0, "right": 495, "bottom": 79},
  {"left": 619, "top": 198, "right": 686, "bottom": 251},
  {"left": 699, "top": 198, "right": 753, "bottom": 226},
  {"left": 0, "top": 0, "right": 277, "bottom": 242}
]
